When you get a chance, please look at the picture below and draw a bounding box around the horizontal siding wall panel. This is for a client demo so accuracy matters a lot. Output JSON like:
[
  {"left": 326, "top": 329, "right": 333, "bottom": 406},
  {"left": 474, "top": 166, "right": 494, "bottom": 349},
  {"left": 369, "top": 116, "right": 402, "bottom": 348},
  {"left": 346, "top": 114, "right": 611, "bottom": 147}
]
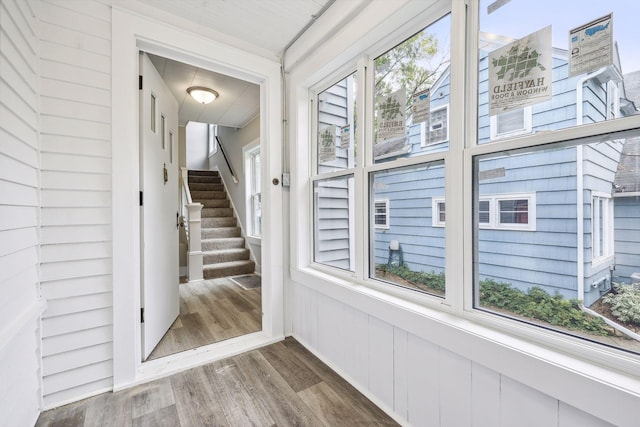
[
  {"left": 42, "top": 325, "right": 112, "bottom": 357},
  {"left": 42, "top": 342, "right": 113, "bottom": 377},
  {"left": 41, "top": 224, "right": 111, "bottom": 245},
  {"left": 40, "top": 274, "right": 112, "bottom": 300},
  {"left": 1, "top": 128, "right": 38, "bottom": 165},
  {"left": 0, "top": 0, "right": 41, "bottom": 425},
  {"left": 41, "top": 170, "right": 111, "bottom": 191},
  {"left": 39, "top": 0, "right": 113, "bottom": 408},
  {"left": 41, "top": 152, "right": 110, "bottom": 173}
]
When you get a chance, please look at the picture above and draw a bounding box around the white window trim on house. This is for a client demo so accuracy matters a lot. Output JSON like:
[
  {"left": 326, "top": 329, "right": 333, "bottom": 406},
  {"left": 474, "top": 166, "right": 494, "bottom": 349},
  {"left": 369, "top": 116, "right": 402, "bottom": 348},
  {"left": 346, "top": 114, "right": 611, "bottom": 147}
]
[
  {"left": 208, "top": 123, "right": 218, "bottom": 157},
  {"left": 433, "top": 193, "right": 536, "bottom": 231},
  {"left": 244, "top": 139, "right": 261, "bottom": 244},
  {"left": 420, "top": 104, "right": 450, "bottom": 147},
  {"left": 592, "top": 192, "right": 614, "bottom": 266},
  {"left": 432, "top": 197, "right": 446, "bottom": 227},
  {"left": 489, "top": 106, "right": 532, "bottom": 140},
  {"left": 374, "top": 199, "right": 390, "bottom": 229}
]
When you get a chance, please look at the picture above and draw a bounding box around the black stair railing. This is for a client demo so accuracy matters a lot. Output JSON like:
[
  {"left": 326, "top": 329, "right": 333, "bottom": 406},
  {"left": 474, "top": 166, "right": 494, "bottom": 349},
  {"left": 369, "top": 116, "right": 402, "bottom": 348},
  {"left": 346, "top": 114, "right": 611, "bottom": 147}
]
[{"left": 216, "top": 136, "right": 238, "bottom": 184}]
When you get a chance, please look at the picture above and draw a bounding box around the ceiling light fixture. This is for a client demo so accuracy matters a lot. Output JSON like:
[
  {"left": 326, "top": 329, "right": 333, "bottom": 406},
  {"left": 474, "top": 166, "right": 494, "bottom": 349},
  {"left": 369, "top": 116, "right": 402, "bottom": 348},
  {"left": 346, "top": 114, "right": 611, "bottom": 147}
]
[{"left": 187, "top": 86, "right": 219, "bottom": 104}]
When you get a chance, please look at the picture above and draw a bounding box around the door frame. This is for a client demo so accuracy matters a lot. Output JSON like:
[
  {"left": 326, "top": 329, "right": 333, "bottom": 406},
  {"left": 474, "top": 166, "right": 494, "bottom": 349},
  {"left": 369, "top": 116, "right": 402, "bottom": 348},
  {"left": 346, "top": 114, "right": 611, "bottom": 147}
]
[{"left": 112, "top": 7, "right": 284, "bottom": 390}]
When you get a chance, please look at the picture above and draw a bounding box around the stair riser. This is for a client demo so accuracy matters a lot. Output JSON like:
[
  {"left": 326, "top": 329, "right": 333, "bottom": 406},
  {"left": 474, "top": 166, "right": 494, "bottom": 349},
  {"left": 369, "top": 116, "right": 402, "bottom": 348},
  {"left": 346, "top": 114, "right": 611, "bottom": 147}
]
[
  {"left": 202, "top": 228, "right": 241, "bottom": 239},
  {"left": 188, "top": 170, "right": 219, "bottom": 177},
  {"left": 190, "top": 183, "right": 224, "bottom": 191},
  {"left": 204, "top": 261, "right": 255, "bottom": 279},
  {"left": 188, "top": 176, "right": 222, "bottom": 184},
  {"left": 204, "top": 249, "right": 250, "bottom": 264},
  {"left": 191, "top": 191, "right": 226, "bottom": 200},
  {"left": 198, "top": 199, "right": 230, "bottom": 209},
  {"left": 202, "top": 208, "right": 233, "bottom": 218},
  {"left": 202, "top": 217, "right": 237, "bottom": 228},
  {"left": 202, "top": 238, "right": 245, "bottom": 251}
]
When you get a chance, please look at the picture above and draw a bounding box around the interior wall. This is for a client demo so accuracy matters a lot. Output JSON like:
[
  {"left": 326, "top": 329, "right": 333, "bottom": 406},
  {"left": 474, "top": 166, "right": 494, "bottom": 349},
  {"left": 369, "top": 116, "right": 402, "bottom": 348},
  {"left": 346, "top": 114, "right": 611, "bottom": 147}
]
[
  {"left": 0, "top": 0, "right": 44, "bottom": 424},
  {"left": 185, "top": 121, "right": 209, "bottom": 170},
  {"left": 211, "top": 116, "right": 261, "bottom": 268},
  {"left": 38, "top": 0, "right": 114, "bottom": 408}
]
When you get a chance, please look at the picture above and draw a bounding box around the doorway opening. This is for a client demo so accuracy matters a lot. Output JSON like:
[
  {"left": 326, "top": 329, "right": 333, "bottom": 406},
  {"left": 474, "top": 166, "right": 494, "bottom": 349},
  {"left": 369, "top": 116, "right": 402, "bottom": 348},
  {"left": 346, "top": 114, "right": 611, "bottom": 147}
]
[{"left": 140, "top": 51, "right": 264, "bottom": 362}]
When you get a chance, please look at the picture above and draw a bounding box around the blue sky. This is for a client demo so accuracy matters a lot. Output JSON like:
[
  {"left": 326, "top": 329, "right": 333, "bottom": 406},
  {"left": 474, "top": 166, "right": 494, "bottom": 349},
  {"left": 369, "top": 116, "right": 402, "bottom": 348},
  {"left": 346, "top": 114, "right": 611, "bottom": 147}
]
[{"left": 480, "top": 0, "right": 640, "bottom": 74}]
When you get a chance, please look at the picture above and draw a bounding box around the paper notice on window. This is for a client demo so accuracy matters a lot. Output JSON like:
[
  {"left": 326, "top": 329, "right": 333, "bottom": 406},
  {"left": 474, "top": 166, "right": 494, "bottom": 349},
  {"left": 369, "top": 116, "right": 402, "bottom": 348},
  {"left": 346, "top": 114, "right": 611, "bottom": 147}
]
[
  {"left": 339, "top": 124, "right": 350, "bottom": 148},
  {"left": 318, "top": 125, "right": 336, "bottom": 163},
  {"left": 489, "top": 26, "right": 552, "bottom": 116},
  {"left": 569, "top": 14, "right": 613, "bottom": 77},
  {"left": 411, "top": 88, "right": 431, "bottom": 124},
  {"left": 377, "top": 88, "right": 406, "bottom": 143}
]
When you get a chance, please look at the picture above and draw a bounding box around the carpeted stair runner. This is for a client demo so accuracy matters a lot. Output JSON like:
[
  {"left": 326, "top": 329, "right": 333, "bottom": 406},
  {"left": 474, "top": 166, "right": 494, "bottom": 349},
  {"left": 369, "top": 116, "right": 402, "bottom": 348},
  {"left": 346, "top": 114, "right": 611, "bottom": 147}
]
[{"left": 188, "top": 170, "right": 255, "bottom": 279}]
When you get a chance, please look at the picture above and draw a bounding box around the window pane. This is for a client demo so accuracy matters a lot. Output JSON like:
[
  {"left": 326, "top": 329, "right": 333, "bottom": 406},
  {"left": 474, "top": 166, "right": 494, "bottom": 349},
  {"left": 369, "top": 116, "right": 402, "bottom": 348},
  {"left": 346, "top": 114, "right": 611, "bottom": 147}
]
[
  {"left": 314, "top": 175, "right": 355, "bottom": 271},
  {"left": 374, "top": 14, "right": 451, "bottom": 163},
  {"left": 474, "top": 131, "right": 640, "bottom": 354},
  {"left": 317, "top": 72, "right": 357, "bottom": 173},
  {"left": 479, "top": 0, "right": 640, "bottom": 144},
  {"left": 371, "top": 161, "right": 445, "bottom": 297}
]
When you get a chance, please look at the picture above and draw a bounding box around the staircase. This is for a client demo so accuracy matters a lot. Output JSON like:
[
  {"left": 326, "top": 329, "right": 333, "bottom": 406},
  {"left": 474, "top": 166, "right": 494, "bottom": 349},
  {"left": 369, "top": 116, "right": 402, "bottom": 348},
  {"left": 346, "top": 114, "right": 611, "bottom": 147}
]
[{"left": 188, "top": 170, "right": 255, "bottom": 279}]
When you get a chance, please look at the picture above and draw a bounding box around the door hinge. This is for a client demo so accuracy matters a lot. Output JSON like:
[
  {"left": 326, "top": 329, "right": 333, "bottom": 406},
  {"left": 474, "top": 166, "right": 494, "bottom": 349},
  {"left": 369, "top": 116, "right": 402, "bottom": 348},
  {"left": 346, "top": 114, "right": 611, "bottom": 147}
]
[
  {"left": 140, "top": 307, "right": 145, "bottom": 323},
  {"left": 139, "top": 191, "right": 143, "bottom": 206},
  {"left": 139, "top": 75, "right": 143, "bottom": 90}
]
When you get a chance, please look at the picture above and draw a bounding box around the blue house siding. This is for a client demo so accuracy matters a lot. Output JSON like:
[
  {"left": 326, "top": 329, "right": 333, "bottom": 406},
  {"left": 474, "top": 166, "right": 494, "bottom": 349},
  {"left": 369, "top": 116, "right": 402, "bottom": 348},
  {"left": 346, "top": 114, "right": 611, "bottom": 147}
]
[
  {"left": 372, "top": 163, "right": 445, "bottom": 273},
  {"left": 614, "top": 196, "right": 640, "bottom": 283},
  {"left": 315, "top": 77, "right": 355, "bottom": 270}
]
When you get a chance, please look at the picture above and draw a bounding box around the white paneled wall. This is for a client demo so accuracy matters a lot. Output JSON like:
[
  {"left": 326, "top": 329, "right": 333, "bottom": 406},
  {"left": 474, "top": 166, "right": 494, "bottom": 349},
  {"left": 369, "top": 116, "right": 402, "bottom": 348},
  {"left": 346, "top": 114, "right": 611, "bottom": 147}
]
[
  {"left": 38, "top": 0, "right": 113, "bottom": 408},
  {"left": 292, "top": 283, "right": 618, "bottom": 427},
  {"left": 0, "top": 0, "right": 42, "bottom": 425}
]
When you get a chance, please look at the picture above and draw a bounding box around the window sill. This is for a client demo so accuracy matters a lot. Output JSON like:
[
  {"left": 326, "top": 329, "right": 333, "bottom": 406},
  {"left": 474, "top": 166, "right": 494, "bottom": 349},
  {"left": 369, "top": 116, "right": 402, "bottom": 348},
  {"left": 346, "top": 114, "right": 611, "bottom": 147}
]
[{"left": 246, "top": 236, "right": 261, "bottom": 246}]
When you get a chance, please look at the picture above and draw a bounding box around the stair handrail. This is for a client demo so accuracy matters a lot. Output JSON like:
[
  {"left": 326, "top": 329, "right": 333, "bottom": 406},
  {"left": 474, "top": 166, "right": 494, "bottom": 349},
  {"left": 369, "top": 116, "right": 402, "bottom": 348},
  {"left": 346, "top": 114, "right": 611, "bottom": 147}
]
[
  {"left": 180, "top": 167, "right": 203, "bottom": 282},
  {"left": 215, "top": 136, "right": 239, "bottom": 184}
]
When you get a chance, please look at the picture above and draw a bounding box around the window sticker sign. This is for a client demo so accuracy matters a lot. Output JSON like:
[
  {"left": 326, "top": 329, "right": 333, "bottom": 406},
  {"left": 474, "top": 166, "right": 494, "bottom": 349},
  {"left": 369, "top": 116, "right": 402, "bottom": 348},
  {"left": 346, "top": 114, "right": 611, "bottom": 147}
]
[
  {"left": 569, "top": 14, "right": 613, "bottom": 77},
  {"left": 318, "top": 125, "right": 336, "bottom": 163},
  {"left": 489, "top": 26, "right": 552, "bottom": 116},
  {"left": 377, "top": 88, "right": 406, "bottom": 143},
  {"left": 411, "top": 88, "right": 431, "bottom": 124},
  {"left": 340, "top": 124, "right": 350, "bottom": 148}
]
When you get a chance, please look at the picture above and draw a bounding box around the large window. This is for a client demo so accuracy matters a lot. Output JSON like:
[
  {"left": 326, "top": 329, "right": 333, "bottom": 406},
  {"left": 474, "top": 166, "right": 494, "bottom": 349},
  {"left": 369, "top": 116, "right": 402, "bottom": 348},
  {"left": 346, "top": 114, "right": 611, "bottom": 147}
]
[{"left": 304, "top": 0, "right": 640, "bottom": 362}]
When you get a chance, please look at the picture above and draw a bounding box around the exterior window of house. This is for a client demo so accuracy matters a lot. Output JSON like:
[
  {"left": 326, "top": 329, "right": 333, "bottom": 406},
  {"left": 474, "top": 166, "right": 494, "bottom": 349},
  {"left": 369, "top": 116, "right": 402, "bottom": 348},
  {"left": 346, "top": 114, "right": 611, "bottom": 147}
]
[
  {"left": 592, "top": 194, "right": 613, "bottom": 263},
  {"left": 374, "top": 200, "right": 390, "bottom": 229},
  {"left": 478, "top": 200, "right": 490, "bottom": 224},
  {"left": 208, "top": 124, "right": 218, "bottom": 156},
  {"left": 425, "top": 105, "right": 449, "bottom": 145},
  {"left": 490, "top": 107, "right": 532, "bottom": 140},
  {"left": 248, "top": 146, "right": 261, "bottom": 238},
  {"left": 431, "top": 198, "right": 446, "bottom": 226}
]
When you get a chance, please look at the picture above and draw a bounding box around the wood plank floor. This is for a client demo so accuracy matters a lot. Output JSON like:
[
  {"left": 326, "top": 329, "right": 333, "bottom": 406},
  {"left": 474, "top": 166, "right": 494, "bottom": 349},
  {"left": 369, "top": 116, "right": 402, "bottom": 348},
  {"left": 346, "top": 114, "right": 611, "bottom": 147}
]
[
  {"left": 36, "top": 338, "right": 399, "bottom": 426},
  {"left": 147, "top": 277, "right": 262, "bottom": 361}
]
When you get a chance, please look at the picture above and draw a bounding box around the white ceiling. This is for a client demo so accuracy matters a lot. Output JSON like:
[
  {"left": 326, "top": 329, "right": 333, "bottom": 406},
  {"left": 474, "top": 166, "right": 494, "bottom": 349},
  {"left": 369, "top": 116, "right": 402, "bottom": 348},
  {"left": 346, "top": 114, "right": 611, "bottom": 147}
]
[{"left": 137, "top": 0, "right": 334, "bottom": 128}]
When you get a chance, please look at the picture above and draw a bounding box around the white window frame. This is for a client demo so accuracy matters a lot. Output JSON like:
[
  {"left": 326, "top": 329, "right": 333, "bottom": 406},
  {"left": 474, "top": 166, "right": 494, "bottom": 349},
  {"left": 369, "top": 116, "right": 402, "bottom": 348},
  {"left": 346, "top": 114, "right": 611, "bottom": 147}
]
[
  {"left": 421, "top": 104, "right": 450, "bottom": 146},
  {"left": 243, "top": 140, "right": 261, "bottom": 243},
  {"left": 208, "top": 123, "right": 218, "bottom": 157},
  {"left": 432, "top": 198, "right": 446, "bottom": 227},
  {"left": 606, "top": 81, "right": 620, "bottom": 120},
  {"left": 489, "top": 106, "right": 532, "bottom": 140},
  {"left": 289, "top": 1, "right": 640, "bottom": 410},
  {"left": 592, "top": 192, "right": 614, "bottom": 266},
  {"left": 374, "top": 199, "right": 390, "bottom": 229},
  {"left": 434, "top": 193, "right": 536, "bottom": 230}
]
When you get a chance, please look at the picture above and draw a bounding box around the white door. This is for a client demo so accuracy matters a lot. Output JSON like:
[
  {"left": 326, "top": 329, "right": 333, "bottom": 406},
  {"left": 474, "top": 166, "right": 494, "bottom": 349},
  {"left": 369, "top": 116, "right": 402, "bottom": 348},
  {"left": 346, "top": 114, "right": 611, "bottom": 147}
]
[{"left": 140, "top": 52, "right": 180, "bottom": 360}]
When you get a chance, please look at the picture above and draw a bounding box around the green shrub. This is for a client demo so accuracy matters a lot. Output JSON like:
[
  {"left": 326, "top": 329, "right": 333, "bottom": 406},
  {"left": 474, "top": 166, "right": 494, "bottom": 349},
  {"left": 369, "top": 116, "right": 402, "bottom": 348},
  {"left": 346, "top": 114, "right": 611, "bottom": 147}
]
[
  {"left": 479, "top": 280, "right": 612, "bottom": 336},
  {"left": 602, "top": 283, "right": 640, "bottom": 325},
  {"left": 377, "top": 264, "right": 445, "bottom": 293}
]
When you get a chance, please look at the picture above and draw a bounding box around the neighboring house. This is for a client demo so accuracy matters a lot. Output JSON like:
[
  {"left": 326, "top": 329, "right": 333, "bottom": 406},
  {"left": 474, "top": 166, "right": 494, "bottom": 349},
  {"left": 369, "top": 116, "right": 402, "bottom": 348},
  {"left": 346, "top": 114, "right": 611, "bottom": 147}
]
[{"left": 369, "top": 41, "right": 636, "bottom": 306}]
